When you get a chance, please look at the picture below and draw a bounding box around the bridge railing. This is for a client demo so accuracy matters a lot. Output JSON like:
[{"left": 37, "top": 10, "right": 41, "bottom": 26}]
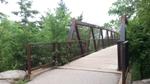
[
  {"left": 68, "top": 19, "right": 119, "bottom": 54},
  {"left": 26, "top": 19, "right": 119, "bottom": 79},
  {"left": 117, "top": 41, "right": 129, "bottom": 84},
  {"left": 26, "top": 41, "right": 90, "bottom": 79}
]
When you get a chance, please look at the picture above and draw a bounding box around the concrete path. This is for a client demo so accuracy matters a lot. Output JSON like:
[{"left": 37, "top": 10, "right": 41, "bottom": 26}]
[{"left": 28, "top": 45, "right": 121, "bottom": 84}]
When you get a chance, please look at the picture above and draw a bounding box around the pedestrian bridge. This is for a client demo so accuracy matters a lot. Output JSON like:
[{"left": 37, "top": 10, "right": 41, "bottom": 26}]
[
  {"left": 26, "top": 19, "right": 129, "bottom": 84},
  {"left": 28, "top": 45, "right": 122, "bottom": 84}
]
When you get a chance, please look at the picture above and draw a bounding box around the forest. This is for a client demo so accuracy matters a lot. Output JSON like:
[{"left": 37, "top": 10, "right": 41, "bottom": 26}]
[
  {"left": 0, "top": 0, "right": 72, "bottom": 71},
  {"left": 0, "top": 0, "right": 150, "bottom": 81}
]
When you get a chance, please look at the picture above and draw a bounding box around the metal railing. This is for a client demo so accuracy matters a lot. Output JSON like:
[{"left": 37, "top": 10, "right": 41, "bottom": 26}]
[
  {"left": 27, "top": 41, "right": 89, "bottom": 78},
  {"left": 117, "top": 41, "right": 129, "bottom": 84},
  {"left": 26, "top": 19, "right": 119, "bottom": 79},
  {"left": 68, "top": 19, "right": 119, "bottom": 53}
]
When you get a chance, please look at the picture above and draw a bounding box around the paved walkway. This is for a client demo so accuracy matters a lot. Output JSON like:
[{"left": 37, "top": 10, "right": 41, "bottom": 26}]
[{"left": 28, "top": 45, "right": 121, "bottom": 84}]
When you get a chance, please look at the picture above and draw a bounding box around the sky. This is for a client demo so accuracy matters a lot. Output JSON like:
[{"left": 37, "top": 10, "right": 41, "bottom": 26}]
[{"left": 0, "top": 0, "right": 117, "bottom": 26}]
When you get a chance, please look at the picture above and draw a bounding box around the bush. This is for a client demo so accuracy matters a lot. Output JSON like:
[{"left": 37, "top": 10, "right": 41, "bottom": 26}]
[{"left": 127, "top": 19, "right": 150, "bottom": 80}]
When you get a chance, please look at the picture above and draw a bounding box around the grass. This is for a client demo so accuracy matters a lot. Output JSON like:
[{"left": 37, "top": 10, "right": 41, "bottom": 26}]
[
  {"left": 131, "top": 61, "right": 141, "bottom": 81},
  {"left": 15, "top": 79, "right": 28, "bottom": 84}
]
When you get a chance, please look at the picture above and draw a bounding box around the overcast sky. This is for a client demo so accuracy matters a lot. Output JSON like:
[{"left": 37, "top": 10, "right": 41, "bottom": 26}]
[{"left": 0, "top": 0, "right": 117, "bottom": 25}]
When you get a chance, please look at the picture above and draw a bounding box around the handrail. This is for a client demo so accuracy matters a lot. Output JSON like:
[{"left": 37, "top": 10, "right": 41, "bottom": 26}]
[
  {"left": 76, "top": 20, "right": 116, "bottom": 33},
  {"left": 68, "top": 18, "right": 119, "bottom": 53},
  {"left": 117, "top": 40, "right": 129, "bottom": 84},
  {"left": 26, "top": 19, "right": 119, "bottom": 79}
]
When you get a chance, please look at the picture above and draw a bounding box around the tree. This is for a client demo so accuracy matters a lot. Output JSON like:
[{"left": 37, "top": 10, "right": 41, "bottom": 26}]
[
  {"left": 41, "top": 0, "right": 71, "bottom": 42},
  {"left": 0, "top": 0, "right": 7, "bottom": 4},
  {"left": 0, "top": 0, "right": 7, "bottom": 20},
  {"left": 77, "top": 13, "right": 83, "bottom": 21},
  {"left": 0, "top": 12, "right": 7, "bottom": 20},
  {"left": 109, "top": 0, "right": 150, "bottom": 80},
  {"left": 103, "top": 19, "right": 119, "bottom": 30},
  {"left": 12, "top": 0, "right": 38, "bottom": 26},
  {"left": 108, "top": 0, "right": 138, "bottom": 18},
  {"left": 107, "top": 0, "right": 137, "bottom": 30},
  {"left": 0, "top": 19, "right": 26, "bottom": 71}
]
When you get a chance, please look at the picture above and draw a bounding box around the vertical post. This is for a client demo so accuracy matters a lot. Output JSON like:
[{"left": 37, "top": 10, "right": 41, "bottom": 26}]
[
  {"left": 87, "top": 29, "right": 91, "bottom": 52},
  {"left": 75, "top": 21, "right": 84, "bottom": 54},
  {"left": 125, "top": 42, "right": 129, "bottom": 69},
  {"left": 122, "top": 41, "right": 129, "bottom": 84},
  {"left": 27, "top": 44, "right": 32, "bottom": 79},
  {"left": 114, "top": 32, "right": 116, "bottom": 43},
  {"left": 122, "top": 43, "right": 126, "bottom": 84},
  {"left": 91, "top": 27, "right": 97, "bottom": 51},
  {"left": 100, "top": 29, "right": 104, "bottom": 48},
  {"left": 120, "top": 15, "right": 127, "bottom": 41},
  {"left": 117, "top": 41, "right": 122, "bottom": 71},
  {"left": 52, "top": 43, "right": 56, "bottom": 66},
  {"left": 119, "top": 15, "right": 128, "bottom": 84},
  {"left": 111, "top": 31, "right": 113, "bottom": 45},
  {"left": 113, "top": 32, "right": 115, "bottom": 44},
  {"left": 67, "top": 41, "right": 72, "bottom": 61},
  {"left": 97, "top": 28, "right": 101, "bottom": 49},
  {"left": 68, "top": 18, "right": 76, "bottom": 41},
  {"left": 106, "top": 30, "right": 109, "bottom": 47},
  {"left": 56, "top": 43, "right": 61, "bottom": 65}
]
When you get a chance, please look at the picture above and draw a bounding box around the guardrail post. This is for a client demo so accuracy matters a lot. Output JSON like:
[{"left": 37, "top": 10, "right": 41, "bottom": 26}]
[
  {"left": 122, "top": 41, "right": 129, "bottom": 84},
  {"left": 114, "top": 33, "right": 116, "bottom": 43},
  {"left": 125, "top": 42, "right": 129, "bottom": 69},
  {"left": 100, "top": 29, "right": 104, "bottom": 48},
  {"left": 97, "top": 28, "right": 101, "bottom": 49},
  {"left": 106, "top": 30, "right": 109, "bottom": 47},
  {"left": 122, "top": 42, "right": 126, "bottom": 84},
  {"left": 111, "top": 31, "right": 113, "bottom": 45},
  {"left": 117, "top": 41, "right": 122, "bottom": 71},
  {"left": 27, "top": 44, "right": 32, "bottom": 79},
  {"left": 118, "top": 41, "right": 129, "bottom": 84},
  {"left": 113, "top": 32, "right": 116, "bottom": 44},
  {"left": 75, "top": 21, "right": 84, "bottom": 55},
  {"left": 91, "top": 27, "right": 97, "bottom": 51},
  {"left": 87, "top": 29, "right": 91, "bottom": 52},
  {"left": 52, "top": 43, "right": 56, "bottom": 66}
]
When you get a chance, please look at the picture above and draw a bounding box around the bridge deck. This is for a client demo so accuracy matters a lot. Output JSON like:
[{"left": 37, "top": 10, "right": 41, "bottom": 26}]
[{"left": 28, "top": 45, "right": 121, "bottom": 84}]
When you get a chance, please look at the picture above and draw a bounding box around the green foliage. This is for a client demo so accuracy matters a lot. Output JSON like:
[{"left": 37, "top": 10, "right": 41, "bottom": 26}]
[
  {"left": 104, "top": 19, "right": 119, "bottom": 30},
  {"left": 127, "top": 0, "right": 150, "bottom": 79},
  {"left": 12, "top": 0, "right": 39, "bottom": 25},
  {"left": 0, "top": 0, "right": 73, "bottom": 72},
  {"left": 16, "top": 79, "right": 28, "bottom": 84},
  {"left": 131, "top": 61, "right": 141, "bottom": 80},
  {"left": 0, "top": 19, "right": 24, "bottom": 71},
  {"left": 109, "top": 0, "right": 150, "bottom": 80},
  {"left": 77, "top": 13, "right": 83, "bottom": 21},
  {"left": 0, "top": 0, "right": 97, "bottom": 73},
  {"left": 107, "top": 0, "right": 139, "bottom": 30},
  {"left": 41, "top": 0, "right": 71, "bottom": 42},
  {"left": 0, "top": 18, "right": 41, "bottom": 71},
  {"left": 0, "top": 0, "right": 7, "bottom": 20},
  {"left": 0, "top": 0, "right": 7, "bottom": 4},
  {"left": 109, "top": 0, "right": 138, "bottom": 18},
  {"left": 0, "top": 12, "right": 7, "bottom": 20}
]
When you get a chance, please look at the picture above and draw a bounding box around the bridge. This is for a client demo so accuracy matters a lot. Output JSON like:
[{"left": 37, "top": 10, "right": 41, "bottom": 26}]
[{"left": 26, "top": 17, "right": 129, "bottom": 84}]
